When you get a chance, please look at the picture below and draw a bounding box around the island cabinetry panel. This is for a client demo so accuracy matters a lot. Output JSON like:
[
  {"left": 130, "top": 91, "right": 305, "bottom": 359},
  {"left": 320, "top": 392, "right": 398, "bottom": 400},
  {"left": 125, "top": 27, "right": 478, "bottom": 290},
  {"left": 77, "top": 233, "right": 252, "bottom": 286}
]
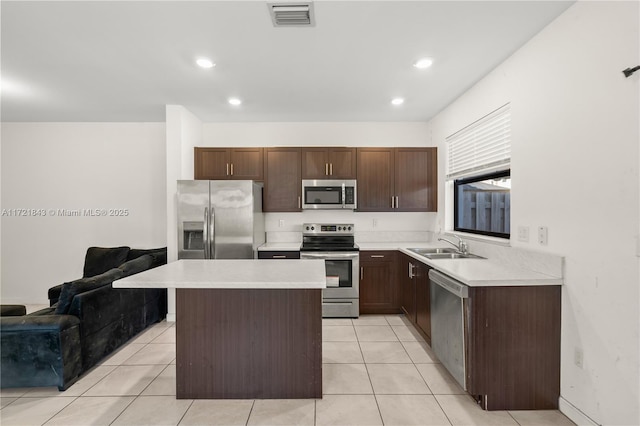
[
  {"left": 466, "top": 285, "right": 561, "bottom": 410},
  {"left": 398, "top": 252, "right": 431, "bottom": 343},
  {"left": 264, "top": 148, "right": 302, "bottom": 212},
  {"left": 258, "top": 251, "right": 301, "bottom": 259},
  {"left": 301, "top": 147, "right": 356, "bottom": 179},
  {"left": 176, "top": 288, "right": 322, "bottom": 399},
  {"left": 359, "top": 251, "right": 399, "bottom": 314},
  {"left": 356, "top": 148, "right": 437, "bottom": 212},
  {"left": 194, "top": 148, "right": 264, "bottom": 181}
]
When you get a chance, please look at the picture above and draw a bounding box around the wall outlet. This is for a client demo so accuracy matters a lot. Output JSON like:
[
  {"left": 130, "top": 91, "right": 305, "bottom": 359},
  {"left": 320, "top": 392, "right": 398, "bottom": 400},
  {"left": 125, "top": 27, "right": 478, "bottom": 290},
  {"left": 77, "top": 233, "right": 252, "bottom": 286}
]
[
  {"left": 574, "top": 347, "right": 584, "bottom": 369},
  {"left": 517, "top": 226, "right": 530, "bottom": 242},
  {"left": 538, "top": 226, "right": 548, "bottom": 245},
  {"left": 278, "top": 219, "right": 284, "bottom": 228},
  {"left": 373, "top": 219, "right": 378, "bottom": 228}
]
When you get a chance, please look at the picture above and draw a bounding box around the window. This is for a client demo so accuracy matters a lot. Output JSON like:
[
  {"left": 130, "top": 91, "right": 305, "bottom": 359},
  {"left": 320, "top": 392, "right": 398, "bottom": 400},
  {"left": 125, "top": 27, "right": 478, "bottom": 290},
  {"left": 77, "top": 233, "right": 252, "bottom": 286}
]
[
  {"left": 454, "top": 170, "right": 511, "bottom": 238},
  {"left": 446, "top": 104, "right": 511, "bottom": 238}
]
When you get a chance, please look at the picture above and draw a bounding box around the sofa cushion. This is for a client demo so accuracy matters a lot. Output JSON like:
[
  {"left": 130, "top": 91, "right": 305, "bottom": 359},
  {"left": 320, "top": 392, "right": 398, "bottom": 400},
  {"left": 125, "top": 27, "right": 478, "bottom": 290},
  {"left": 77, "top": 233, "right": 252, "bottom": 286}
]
[
  {"left": 118, "top": 254, "right": 154, "bottom": 277},
  {"left": 55, "top": 268, "right": 124, "bottom": 315},
  {"left": 83, "top": 246, "right": 130, "bottom": 278}
]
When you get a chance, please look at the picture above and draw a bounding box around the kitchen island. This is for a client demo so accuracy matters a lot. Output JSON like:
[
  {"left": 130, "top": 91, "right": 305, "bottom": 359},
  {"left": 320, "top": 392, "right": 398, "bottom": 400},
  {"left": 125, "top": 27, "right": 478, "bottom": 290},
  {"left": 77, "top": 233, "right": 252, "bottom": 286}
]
[{"left": 114, "top": 259, "right": 326, "bottom": 399}]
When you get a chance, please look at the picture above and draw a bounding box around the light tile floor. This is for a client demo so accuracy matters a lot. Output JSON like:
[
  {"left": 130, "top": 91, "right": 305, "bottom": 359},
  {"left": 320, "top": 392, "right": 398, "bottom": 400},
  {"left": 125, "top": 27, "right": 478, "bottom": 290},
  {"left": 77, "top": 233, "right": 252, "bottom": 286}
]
[{"left": 0, "top": 314, "right": 575, "bottom": 426}]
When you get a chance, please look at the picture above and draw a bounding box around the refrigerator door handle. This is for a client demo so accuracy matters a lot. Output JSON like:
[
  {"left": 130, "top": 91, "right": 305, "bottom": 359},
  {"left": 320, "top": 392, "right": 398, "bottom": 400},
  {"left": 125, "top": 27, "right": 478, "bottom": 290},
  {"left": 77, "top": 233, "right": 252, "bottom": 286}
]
[
  {"left": 209, "top": 206, "right": 216, "bottom": 259},
  {"left": 203, "top": 207, "right": 209, "bottom": 259}
]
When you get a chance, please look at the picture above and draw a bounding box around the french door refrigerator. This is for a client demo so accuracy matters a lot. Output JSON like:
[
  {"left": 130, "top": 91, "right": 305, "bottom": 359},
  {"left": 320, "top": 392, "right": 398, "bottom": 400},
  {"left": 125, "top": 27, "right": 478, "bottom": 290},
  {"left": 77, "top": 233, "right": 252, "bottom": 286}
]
[{"left": 177, "top": 180, "right": 265, "bottom": 260}]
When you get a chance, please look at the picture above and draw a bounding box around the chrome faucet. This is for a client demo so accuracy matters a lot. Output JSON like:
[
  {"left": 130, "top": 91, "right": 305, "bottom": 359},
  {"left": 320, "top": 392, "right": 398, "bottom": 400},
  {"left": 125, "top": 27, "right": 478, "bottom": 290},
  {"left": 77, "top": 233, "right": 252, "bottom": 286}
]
[{"left": 438, "top": 234, "right": 469, "bottom": 254}]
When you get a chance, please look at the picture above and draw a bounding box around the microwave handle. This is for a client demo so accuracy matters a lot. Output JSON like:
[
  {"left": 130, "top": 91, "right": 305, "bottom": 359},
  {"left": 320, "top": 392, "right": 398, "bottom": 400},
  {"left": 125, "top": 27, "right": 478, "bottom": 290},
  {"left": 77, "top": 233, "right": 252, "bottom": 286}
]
[{"left": 342, "top": 183, "right": 346, "bottom": 209}]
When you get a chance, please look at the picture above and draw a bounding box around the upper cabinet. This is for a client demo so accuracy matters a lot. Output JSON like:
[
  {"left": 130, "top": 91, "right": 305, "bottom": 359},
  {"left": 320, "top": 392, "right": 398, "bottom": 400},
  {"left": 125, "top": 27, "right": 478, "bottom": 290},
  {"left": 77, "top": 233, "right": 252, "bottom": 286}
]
[
  {"left": 301, "top": 148, "right": 356, "bottom": 179},
  {"left": 263, "top": 148, "right": 302, "bottom": 212},
  {"left": 194, "top": 148, "right": 264, "bottom": 181},
  {"left": 357, "top": 147, "right": 437, "bottom": 212}
]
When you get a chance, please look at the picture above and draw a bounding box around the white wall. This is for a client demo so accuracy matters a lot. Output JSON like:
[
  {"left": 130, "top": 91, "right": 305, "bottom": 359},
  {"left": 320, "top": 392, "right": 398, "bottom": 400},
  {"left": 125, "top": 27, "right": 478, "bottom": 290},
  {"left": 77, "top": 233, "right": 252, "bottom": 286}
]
[
  {"left": 1, "top": 123, "right": 167, "bottom": 303},
  {"left": 429, "top": 2, "right": 639, "bottom": 424}
]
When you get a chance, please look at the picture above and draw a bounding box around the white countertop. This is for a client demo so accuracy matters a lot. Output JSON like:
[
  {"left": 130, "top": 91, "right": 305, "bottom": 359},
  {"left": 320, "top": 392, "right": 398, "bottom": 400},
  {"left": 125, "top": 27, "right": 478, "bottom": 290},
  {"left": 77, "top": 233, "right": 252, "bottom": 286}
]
[
  {"left": 358, "top": 242, "right": 563, "bottom": 287},
  {"left": 257, "top": 242, "right": 302, "bottom": 251},
  {"left": 113, "top": 259, "right": 327, "bottom": 290}
]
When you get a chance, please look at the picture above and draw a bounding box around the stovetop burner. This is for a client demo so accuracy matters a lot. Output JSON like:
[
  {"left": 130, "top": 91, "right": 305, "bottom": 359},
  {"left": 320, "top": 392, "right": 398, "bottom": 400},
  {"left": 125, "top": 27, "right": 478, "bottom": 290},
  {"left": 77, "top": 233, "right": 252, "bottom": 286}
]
[{"left": 301, "top": 223, "right": 357, "bottom": 252}]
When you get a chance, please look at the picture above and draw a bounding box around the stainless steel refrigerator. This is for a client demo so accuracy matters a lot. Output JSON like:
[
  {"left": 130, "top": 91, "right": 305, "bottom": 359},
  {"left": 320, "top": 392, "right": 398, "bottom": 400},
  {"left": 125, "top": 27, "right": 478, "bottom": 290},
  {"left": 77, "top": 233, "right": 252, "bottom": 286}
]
[{"left": 177, "top": 180, "right": 265, "bottom": 259}]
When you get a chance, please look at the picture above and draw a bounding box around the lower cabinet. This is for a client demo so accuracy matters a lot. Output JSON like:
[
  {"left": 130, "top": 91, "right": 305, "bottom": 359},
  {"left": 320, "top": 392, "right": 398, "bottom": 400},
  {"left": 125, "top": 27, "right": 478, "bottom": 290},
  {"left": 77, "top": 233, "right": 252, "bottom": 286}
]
[
  {"left": 359, "top": 251, "right": 399, "bottom": 314},
  {"left": 398, "top": 252, "right": 431, "bottom": 343},
  {"left": 257, "top": 251, "right": 300, "bottom": 259},
  {"left": 466, "top": 285, "right": 561, "bottom": 410}
]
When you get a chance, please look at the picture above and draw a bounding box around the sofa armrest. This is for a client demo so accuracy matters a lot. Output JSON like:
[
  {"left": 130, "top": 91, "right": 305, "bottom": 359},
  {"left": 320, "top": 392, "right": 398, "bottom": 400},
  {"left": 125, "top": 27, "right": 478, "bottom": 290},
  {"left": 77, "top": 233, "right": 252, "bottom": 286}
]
[
  {"left": 1, "top": 315, "right": 82, "bottom": 390},
  {"left": 48, "top": 284, "right": 64, "bottom": 306}
]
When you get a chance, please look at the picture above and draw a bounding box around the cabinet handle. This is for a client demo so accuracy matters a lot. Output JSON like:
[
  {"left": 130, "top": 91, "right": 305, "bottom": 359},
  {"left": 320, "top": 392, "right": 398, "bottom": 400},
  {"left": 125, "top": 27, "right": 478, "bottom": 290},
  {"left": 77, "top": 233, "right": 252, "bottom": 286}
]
[
  {"left": 360, "top": 267, "right": 363, "bottom": 280},
  {"left": 325, "top": 163, "right": 329, "bottom": 175},
  {"left": 370, "top": 255, "right": 385, "bottom": 258},
  {"left": 330, "top": 163, "right": 333, "bottom": 175},
  {"left": 408, "top": 262, "right": 415, "bottom": 279},
  {"left": 391, "top": 197, "right": 395, "bottom": 208},
  {"left": 226, "top": 163, "right": 229, "bottom": 176},
  {"left": 230, "top": 163, "right": 234, "bottom": 176},
  {"left": 298, "top": 196, "right": 301, "bottom": 209},
  {"left": 272, "top": 255, "right": 287, "bottom": 259},
  {"left": 395, "top": 196, "right": 399, "bottom": 209}
]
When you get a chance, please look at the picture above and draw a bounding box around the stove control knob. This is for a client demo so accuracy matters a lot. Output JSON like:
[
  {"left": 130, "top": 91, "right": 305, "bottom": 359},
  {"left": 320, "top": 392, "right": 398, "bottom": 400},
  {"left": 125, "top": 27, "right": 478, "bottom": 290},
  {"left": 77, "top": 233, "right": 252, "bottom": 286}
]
[
  {"left": 338, "top": 226, "right": 342, "bottom": 231},
  {"left": 311, "top": 226, "right": 315, "bottom": 231},
  {"left": 305, "top": 226, "right": 309, "bottom": 230},
  {"left": 348, "top": 226, "right": 352, "bottom": 231}
]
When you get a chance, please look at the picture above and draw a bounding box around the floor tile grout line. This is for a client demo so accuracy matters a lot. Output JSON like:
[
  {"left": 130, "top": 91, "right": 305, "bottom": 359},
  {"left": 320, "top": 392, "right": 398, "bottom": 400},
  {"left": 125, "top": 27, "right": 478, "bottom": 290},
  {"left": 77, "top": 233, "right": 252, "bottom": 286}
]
[
  {"left": 245, "top": 399, "right": 256, "bottom": 426},
  {"left": 39, "top": 394, "right": 81, "bottom": 426},
  {"left": 107, "top": 392, "right": 139, "bottom": 425},
  {"left": 176, "top": 398, "right": 195, "bottom": 426},
  {"left": 431, "top": 393, "right": 455, "bottom": 426},
  {"left": 355, "top": 321, "right": 385, "bottom": 425}
]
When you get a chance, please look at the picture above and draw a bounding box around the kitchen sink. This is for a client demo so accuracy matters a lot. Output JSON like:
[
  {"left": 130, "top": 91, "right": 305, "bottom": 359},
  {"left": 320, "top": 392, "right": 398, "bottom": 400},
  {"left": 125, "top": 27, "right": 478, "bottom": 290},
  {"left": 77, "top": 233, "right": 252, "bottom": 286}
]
[
  {"left": 407, "top": 247, "right": 458, "bottom": 255},
  {"left": 407, "top": 247, "right": 485, "bottom": 260}
]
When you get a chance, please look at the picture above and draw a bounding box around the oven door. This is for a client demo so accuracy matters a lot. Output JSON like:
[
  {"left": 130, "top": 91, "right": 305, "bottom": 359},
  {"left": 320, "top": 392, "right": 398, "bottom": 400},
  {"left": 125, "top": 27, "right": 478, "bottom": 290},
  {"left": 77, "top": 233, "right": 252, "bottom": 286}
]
[{"left": 300, "top": 251, "right": 359, "bottom": 299}]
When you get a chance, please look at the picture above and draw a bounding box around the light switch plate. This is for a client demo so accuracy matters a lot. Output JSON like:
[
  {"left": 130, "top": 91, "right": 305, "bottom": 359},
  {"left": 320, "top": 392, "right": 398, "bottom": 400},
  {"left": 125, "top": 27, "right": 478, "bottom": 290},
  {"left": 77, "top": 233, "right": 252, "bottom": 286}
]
[
  {"left": 538, "top": 226, "right": 548, "bottom": 245},
  {"left": 517, "top": 226, "right": 529, "bottom": 242}
]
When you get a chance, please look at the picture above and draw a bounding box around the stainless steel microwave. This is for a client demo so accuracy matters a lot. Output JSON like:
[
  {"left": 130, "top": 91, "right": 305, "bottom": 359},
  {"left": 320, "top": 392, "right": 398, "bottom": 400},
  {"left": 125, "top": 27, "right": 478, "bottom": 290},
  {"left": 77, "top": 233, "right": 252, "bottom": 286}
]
[{"left": 302, "top": 179, "right": 357, "bottom": 210}]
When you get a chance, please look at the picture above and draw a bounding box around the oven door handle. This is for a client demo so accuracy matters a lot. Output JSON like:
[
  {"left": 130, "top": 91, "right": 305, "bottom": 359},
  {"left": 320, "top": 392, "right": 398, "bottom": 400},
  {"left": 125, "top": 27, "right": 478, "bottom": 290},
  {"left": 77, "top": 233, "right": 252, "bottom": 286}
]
[{"left": 300, "top": 252, "right": 359, "bottom": 260}]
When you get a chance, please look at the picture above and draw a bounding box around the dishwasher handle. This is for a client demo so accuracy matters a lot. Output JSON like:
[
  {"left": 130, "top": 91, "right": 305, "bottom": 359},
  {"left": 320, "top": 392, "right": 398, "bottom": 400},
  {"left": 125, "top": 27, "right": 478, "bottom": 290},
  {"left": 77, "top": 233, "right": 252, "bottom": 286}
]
[{"left": 428, "top": 270, "right": 469, "bottom": 298}]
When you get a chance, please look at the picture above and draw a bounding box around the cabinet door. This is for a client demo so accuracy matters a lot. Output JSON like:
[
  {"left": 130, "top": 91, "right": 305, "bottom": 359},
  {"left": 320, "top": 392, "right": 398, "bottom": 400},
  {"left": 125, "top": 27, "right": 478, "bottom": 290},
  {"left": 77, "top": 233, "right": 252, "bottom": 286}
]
[
  {"left": 395, "top": 148, "right": 437, "bottom": 211},
  {"left": 398, "top": 253, "right": 416, "bottom": 322},
  {"left": 194, "top": 148, "right": 230, "bottom": 180},
  {"left": 356, "top": 148, "right": 394, "bottom": 212},
  {"left": 230, "top": 148, "right": 264, "bottom": 181},
  {"left": 328, "top": 148, "right": 356, "bottom": 179},
  {"left": 264, "top": 148, "right": 301, "bottom": 212},
  {"left": 415, "top": 262, "right": 431, "bottom": 341},
  {"left": 301, "top": 148, "right": 330, "bottom": 179},
  {"left": 359, "top": 251, "right": 398, "bottom": 314}
]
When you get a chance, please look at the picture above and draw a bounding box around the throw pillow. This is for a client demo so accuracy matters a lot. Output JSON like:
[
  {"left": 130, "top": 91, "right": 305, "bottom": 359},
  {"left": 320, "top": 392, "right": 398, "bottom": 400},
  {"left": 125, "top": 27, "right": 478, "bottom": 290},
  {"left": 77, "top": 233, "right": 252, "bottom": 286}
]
[
  {"left": 127, "top": 247, "right": 166, "bottom": 261},
  {"left": 83, "top": 246, "right": 130, "bottom": 278},
  {"left": 55, "top": 268, "right": 124, "bottom": 314},
  {"left": 119, "top": 254, "right": 154, "bottom": 277}
]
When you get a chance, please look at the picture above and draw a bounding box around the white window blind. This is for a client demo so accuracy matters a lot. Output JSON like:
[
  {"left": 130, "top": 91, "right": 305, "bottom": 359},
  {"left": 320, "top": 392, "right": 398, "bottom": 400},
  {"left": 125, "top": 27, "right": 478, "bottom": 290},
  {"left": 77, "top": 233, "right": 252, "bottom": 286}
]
[{"left": 446, "top": 103, "right": 511, "bottom": 179}]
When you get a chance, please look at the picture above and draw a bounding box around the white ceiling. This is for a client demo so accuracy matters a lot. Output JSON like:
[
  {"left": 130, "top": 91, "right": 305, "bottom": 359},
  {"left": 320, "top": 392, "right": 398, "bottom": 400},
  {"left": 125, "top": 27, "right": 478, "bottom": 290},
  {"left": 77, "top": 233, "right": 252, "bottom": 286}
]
[{"left": 1, "top": 0, "right": 574, "bottom": 123}]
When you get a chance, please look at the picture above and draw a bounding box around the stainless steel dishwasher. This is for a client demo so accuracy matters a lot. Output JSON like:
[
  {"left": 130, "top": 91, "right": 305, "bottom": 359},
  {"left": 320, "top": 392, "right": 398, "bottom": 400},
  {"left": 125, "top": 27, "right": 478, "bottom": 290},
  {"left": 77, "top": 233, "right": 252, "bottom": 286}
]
[{"left": 429, "top": 269, "right": 469, "bottom": 391}]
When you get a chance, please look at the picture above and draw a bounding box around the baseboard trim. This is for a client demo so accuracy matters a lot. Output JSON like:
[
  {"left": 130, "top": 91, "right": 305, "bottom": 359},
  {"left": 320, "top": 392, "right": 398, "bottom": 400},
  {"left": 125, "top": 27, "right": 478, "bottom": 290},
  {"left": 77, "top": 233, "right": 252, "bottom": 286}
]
[
  {"left": 559, "top": 397, "right": 599, "bottom": 426},
  {"left": 166, "top": 312, "right": 176, "bottom": 322}
]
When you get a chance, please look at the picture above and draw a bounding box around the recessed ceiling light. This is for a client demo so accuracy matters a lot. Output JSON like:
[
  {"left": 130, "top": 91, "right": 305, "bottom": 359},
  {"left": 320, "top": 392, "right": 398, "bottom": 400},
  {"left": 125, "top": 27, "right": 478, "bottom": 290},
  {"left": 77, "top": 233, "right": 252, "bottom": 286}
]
[
  {"left": 391, "top": 97, "right": 405, "bottom": 106},
  {"left": 413, "top": 58, "right": 433, "bottom": 69},
  {"left": 196, "top": 58, "right": 215, "bottom": 69},
  {"left": 228, "top": 97, "right": 242, "bottom": 106}
]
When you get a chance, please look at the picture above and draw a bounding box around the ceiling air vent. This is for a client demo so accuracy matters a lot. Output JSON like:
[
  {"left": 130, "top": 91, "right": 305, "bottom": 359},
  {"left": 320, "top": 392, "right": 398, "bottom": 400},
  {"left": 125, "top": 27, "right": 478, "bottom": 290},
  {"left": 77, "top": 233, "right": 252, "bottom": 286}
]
[{"left": 268, "top": 2, "right": 315, "bottom": 27}]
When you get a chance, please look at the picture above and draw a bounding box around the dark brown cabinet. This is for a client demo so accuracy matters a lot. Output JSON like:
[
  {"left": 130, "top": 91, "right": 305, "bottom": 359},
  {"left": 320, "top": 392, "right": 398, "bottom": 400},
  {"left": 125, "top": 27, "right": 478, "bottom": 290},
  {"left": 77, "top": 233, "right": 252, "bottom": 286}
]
[
  {"left": 258, "top": 251, "right": 301, "bottom": 259},
  {"left": 398, "top": 252, "right": 431, "bottom": 343},
  {"left": 301, "top": 148, "right": 356, "bottom": 179},
  {"left": 465, "top": 285, "right": 561, "bottom": 410},
  {"left": 359, "top": 251, "right": 399, "bottom": 314},
  {"left": 356, "top": 148, "right": 437, "bottom": 212},
  {"left": 264, "top": 148, "right": 302, "bottom": 212},
  {"left": 194, "top": 148, "right": 263, "bottom": 181}
]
